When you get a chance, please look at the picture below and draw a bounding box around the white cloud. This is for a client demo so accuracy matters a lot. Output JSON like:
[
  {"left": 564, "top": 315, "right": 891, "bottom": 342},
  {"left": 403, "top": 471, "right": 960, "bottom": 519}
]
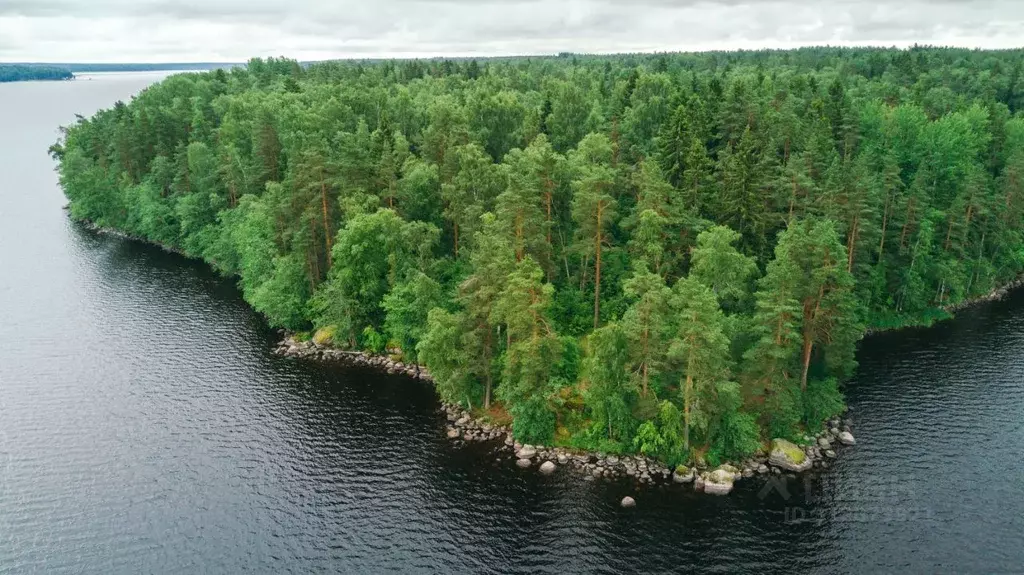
[{"left": 0, "top": 0, "right": 1020, "bottom": 62}]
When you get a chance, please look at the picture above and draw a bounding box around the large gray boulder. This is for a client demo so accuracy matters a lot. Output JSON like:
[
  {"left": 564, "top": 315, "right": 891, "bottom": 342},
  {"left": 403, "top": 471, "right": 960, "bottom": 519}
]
[
  {"left": 621, "top": 496, "right": 636, "bottom": 508},
  {"left": 703, "top": 468, "right": 735, "bottom": 495},
  {"left": 838, "top": 431, "right": 856, "bottom": 445},
  {"left": 515, "top": 445, "right": 537, "bottom": 459},
  {"left": 769, "top": 438, "right": 813, "bottom": 472},
  {"left": 516, "top": 458, "right": 532, "bottom": 469},
  {"left": 539, "top": 461, "right": 557, "bottom": 475}
]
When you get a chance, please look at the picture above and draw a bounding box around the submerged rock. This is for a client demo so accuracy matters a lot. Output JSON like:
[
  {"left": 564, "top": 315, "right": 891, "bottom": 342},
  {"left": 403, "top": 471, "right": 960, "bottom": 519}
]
[
  {"left": 446, "top": 429, "right": 460, "bottom": 439},
  {"left": 769, "top": 438, "right": 813, "bottom": 472},
  {"left": 516, "top": 458, "right": 533, "bottom": 469}
]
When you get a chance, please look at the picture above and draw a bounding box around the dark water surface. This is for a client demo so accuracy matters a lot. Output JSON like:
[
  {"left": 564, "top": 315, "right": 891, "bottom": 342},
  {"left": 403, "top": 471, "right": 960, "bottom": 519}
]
[{"left": 1, "top": 73, "right": 1022, "bottom": 574}]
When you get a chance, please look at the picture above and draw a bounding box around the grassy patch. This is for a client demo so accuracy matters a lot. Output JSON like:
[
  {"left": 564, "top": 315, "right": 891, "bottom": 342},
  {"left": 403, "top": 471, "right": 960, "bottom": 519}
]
[
  {"left": 473, "top": 403, "right": 513, "bottom": 427},
  {"left": 868, "top": 307, "right": 954, "bottom": 332}
]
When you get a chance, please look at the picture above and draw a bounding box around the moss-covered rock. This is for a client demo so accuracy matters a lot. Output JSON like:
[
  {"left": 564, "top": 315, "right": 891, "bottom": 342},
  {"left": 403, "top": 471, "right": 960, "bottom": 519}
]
[
  {"left": 769, "top": 438, "right": 812, "bottom": 472},
  {"left": 718, "top": 463, "right": 740, "bottom": 476},
  {"left": 312, "top": 325, "right": 337, "bottom": 345},
  {"left": 672, "top": 465, "right": 693, "bottom": 483}
]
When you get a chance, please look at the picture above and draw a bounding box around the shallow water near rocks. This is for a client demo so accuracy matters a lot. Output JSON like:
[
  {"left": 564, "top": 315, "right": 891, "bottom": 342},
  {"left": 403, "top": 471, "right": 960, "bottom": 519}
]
[{"left": 2, "top": 72, "right": 1023, "bottom": 574}]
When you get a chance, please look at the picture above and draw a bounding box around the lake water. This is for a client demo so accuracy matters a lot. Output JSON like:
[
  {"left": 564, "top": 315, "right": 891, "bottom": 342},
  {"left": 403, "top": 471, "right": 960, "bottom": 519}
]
[{"left": 1, "top": 72, "right": 1022, "bottom": 574}]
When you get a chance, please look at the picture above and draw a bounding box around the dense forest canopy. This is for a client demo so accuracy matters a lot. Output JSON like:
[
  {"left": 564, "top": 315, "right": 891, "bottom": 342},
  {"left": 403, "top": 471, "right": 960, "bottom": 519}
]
[
  {"left": 0, "top": 64, "right": 73, "bottom": 82},
  {"left": 52, "top": 47, "right": 1024, "bottom": 466}
]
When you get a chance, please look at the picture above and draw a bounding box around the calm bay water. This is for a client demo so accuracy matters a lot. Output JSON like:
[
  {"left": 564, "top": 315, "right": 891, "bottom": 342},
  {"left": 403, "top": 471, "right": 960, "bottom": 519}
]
[{"left": 1, "top": 73, "right": 1022, "bottom": 574}]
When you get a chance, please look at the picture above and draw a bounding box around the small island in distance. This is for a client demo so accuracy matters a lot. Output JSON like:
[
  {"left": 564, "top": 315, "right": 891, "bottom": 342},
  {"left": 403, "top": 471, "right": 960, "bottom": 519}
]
[{"left": 0, "top": 64, "right": 74, "bottom": 82}]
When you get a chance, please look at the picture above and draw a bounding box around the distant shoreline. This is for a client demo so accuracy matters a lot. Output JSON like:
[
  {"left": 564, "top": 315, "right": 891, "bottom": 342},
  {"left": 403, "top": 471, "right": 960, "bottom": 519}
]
[
  {"left": 0, "top": 64, "right": 74, "bottom": 83},
  {"left": 8, "top": 63, "right": 239, "bottom": 73}
]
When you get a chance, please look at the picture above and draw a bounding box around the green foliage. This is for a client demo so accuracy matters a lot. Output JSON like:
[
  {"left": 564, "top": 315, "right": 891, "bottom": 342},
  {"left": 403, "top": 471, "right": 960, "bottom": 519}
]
[
  {"left": 633, "top": 400, "right": 686, "bottom": 466},
  {"left": 712, "top": 381, "right": 763, "bottom": 460},
  {"left": 764, "top": 385, "right": 803, "bottom": 442},
  {"left": 803, "top": 377, "right": 845, "bottom": 432},
  {"left": 317, "top": 209, "right": 440, "bottom": 343},
  {"left": 690, "top": 225, "right": 758, "bottom": 311},
  {"left": 668, "top": 277, "right": 734, "bottom": 452},
  {"left": 249, "top": 254, "right": 310, "bottom": 329},
  {"left": 621, "top": 261, "right": 671, "bottom": 398},
  {"left": 361, "top": 326, "right": 387, "bottom": 355},
  {"left": 495, "top": 257, "right": 562, "bottom": 440},
  {"left": 55, "top": 49, "right": 1024, "bottom": 466},
  {"left": 582, "top": 323, "right": 637, "bottom": 443},
  {"left": 382, "top": 271, "right": 444, "bottom": 359},
  {"left": 418, "top": 308, "right": 476, "bottom": 407},
  {"left": 509, "top": 395, "right": 558, "bottom": 445}
]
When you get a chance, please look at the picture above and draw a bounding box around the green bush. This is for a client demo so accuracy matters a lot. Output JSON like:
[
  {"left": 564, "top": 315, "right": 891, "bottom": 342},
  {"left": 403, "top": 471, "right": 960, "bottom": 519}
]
[
  {"left": 803, "top": 377, "right": 845, "bottom": 431},
  {"left": 714, "top": 410, "right": 762, "bottom": 459},
  {"left": 764, "top": 385, "right": 803, "bottom": 441},
  {"left": 510, "top": 395, "right": 556, "bottom": 445},
  {"left": 361, "top": 326, "right": 387, "bottom": 355}
]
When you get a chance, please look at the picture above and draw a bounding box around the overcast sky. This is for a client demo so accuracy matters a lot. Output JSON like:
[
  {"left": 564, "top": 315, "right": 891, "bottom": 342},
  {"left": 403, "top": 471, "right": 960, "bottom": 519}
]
[{"left": 0, "top": 0, "right": 1020, "bottom": 63}]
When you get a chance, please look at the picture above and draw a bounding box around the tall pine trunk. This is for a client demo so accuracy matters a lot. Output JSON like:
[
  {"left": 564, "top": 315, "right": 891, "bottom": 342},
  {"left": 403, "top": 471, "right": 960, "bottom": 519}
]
[
  {"left": 320, "top": 174, "right": 332, "bottom": 268},
  {"left": 846, "top": 214, "right": 859, "bottom": 272},
  {"left": 593, "top": 201, "right": 603, "bottom": 329}
]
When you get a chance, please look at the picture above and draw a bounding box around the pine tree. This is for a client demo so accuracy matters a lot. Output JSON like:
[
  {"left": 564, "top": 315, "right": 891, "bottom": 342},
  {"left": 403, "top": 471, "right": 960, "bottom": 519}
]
[
  {"left": 459, "top": 213, "right": 516, "bottom": 408},
  {"left": 668, "top": 277, "right": 733, "bottom": 452},
  {"left": 689, "top": 225, "right": 758, "bottom": 311},
  {"left": 570, "top": 133, "right": 618, "bottom": 328},
  {"left": 621, "top": 262, "right": 671, "bottom": 398}
]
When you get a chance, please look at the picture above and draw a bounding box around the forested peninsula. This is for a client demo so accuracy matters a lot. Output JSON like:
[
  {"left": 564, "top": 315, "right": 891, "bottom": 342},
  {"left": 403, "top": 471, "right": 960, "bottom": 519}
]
[
  {"left": 52, "top": 48, "right": 1024, "bottom": 469},
  {"left": 1, "top": 64, "right": 73, "bottom": 83}
]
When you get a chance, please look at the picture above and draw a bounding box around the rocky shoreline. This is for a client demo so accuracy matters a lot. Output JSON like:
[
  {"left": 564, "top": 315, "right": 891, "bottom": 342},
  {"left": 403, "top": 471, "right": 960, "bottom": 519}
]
[
  {"left": 944, "top": 277, "right": 1024, "bottom": 313},
  {"left": 275, "top": 335, "right": 857, "bottom": 498},
  {"left": 74, "top": 217, "right": 190, "bottom": 258},
  {"left": 867, "top": 276, "right": 1024, "bottom": 335}
]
